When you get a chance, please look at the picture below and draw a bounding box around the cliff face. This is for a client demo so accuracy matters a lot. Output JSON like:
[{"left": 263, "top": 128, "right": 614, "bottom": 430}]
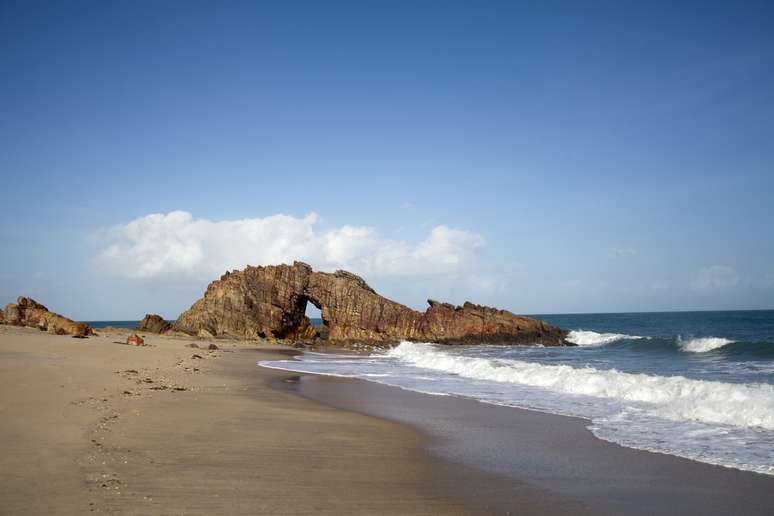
[
  {"left": 2, "top": 297, "right": 94, "bottom": 337},
  {"left": 174, "top": 262, "right": 569, "bottom": 346}
]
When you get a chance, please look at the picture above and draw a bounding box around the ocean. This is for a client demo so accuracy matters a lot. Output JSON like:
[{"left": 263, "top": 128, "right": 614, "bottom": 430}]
[
  {"left": 86, "top": 321, "right": 143, "bottom": 330},
  {"left": 260, "top": 310, "right": 774, "bottom": 476}
]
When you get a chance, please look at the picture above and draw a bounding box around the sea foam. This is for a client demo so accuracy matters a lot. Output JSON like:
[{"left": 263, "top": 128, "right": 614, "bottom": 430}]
[
  {"left": 678, "top": 336, "right": 735, "bottom": 353},
  {"left": 260, "top": 338, "right": 774, "bottom": 475},
  {"left": 388, "top": 342, "right": 774, "bottom": 430},
  {"left": 565, "top": 330, "right": 644, "bottom": 346}
]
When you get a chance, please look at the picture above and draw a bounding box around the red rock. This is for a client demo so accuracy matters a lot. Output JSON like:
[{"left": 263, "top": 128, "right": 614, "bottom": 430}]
[{"left": 127, "top": 333, "right": 145, "bottom": 346}]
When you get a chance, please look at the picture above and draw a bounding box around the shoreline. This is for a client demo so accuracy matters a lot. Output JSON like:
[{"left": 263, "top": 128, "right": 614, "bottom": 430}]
[
  {"left": 2, "top": 325, "right": 773, "bottom": 515},
  {"left": 267, "top": 354, "right": 774, "bottom": 516}
]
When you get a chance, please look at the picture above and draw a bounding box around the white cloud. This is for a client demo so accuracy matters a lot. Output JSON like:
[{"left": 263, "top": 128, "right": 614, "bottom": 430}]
[
  {"left": 690, "top": 265, "right": 739, "bottom": 292},
  {"left": 96, "top": 211, "right": 487, "bottom": 284}
]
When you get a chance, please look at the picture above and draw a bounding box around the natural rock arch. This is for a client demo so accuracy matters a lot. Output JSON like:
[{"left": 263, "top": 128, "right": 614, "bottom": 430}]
[{"left": 173, "top": 261, "right": 569, "bottom": 346}]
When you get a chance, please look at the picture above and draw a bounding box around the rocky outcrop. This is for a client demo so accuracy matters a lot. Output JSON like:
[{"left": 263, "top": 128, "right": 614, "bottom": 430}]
[
  {"left": 173, "top": 263, "right": 322, "bottom": 340},
  {"left": 421, "top": 300, "right": 561, "bottom": 344},
  {"left": 2, "top": 297, "right": 94, "bottom": 337},
  {"left": 174, "top": 262, "right": 570, "bottom": 346},
  {"left": 136, "top": 314, "right": 172, "bottom": 334}
]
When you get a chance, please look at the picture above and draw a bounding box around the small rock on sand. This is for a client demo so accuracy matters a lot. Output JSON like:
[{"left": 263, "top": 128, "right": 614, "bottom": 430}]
[{"left": 127, "top": 334, "right": 145, "bottom": 346}]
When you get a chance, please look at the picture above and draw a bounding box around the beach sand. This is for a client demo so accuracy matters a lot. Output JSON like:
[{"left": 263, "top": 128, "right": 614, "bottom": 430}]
[
  {"left": 0, "top": 326, "right": 582, "bottom": 515},
  {"left": 1, "top": 325, "right": 773, "bottom": 515}
]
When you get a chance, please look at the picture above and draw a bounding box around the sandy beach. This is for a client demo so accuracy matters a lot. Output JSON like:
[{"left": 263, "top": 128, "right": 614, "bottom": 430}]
[
  {"left": 0, "top": 326, "right": 582, "bottom": 515},
  {"left": 2, "top": 325, "right": 774, "bottom": 515}
]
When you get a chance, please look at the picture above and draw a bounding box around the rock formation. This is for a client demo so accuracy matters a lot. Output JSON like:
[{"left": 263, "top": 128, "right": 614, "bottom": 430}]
[
  {"left": 136, "top": 314, "right": 172, "bottom": 333},
  {"left": 174, "top": 262, "right": 570, "bottom": 346},
  {"left": 2, "top": 297, "right": 94, "bottom": 337}
]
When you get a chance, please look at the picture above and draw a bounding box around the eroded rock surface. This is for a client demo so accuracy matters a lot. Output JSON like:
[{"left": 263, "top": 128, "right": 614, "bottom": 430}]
[
  {"left": 174, "top": 262, "right": 569, "bottom": 346},
  {"left": 2, "top": 297, "right": 94, "bottom": 337},
  {"left": 136, "top": 314, "right": 172, "bottom": 334}
]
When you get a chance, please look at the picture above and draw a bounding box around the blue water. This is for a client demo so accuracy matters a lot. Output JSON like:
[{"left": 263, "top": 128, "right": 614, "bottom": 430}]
[
  {"left": 261, "top": 310, "right": 774, "bottom": 475},
  {"left": 86, "top": 321, "right": 142, "bottom": 329},
  {"left": 533, "top": 310, "right": 774, "bottom": 385}
]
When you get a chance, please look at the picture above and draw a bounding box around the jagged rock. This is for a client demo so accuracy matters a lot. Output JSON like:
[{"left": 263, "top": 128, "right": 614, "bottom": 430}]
[
  {"left": 173, "top": 262, "right": 570, "bottom": 346},
  {"left": 136, "top": 314, "right": 172, "bottom": 333},
  {"left": 421, "top": 300, "right": 561, "bottom": 344},
  {"left": 3, "top": 297, "right": 93, "bottom": 337},
  {"left": 127, "top": 333, "right": 145, "bottom": 346}
]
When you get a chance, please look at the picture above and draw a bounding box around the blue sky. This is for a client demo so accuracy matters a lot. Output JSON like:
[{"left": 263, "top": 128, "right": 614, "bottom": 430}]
[{"left": 1, "top": 0, "right": 773, "bottom": 320}]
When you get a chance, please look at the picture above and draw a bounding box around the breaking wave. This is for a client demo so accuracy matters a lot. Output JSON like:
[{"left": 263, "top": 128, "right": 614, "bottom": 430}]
[
  {"left": 678, "top": 336, "right": 735, "bottom": 353},
  {"left": 260, "top": 320, "right": 774, "bottom": 477},
  {"left": 387, "top": 342, "right": 774, "bottom": 431},
  {"left": 566, "top": 330, "right": 644, "bottom": 346}
]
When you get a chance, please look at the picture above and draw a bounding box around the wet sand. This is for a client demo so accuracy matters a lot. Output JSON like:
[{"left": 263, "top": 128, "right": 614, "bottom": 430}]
[{"left": 284, "top": 372, "right": 774, "bottom": 516}]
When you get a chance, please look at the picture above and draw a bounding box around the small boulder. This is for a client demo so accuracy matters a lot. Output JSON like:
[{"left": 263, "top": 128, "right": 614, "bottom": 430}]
[
  {"left": 207, "top": 343, "right": 219, "bottom": 350},
  {"left": 127, "top": 333, "right": 145, "bottom": 346}
]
